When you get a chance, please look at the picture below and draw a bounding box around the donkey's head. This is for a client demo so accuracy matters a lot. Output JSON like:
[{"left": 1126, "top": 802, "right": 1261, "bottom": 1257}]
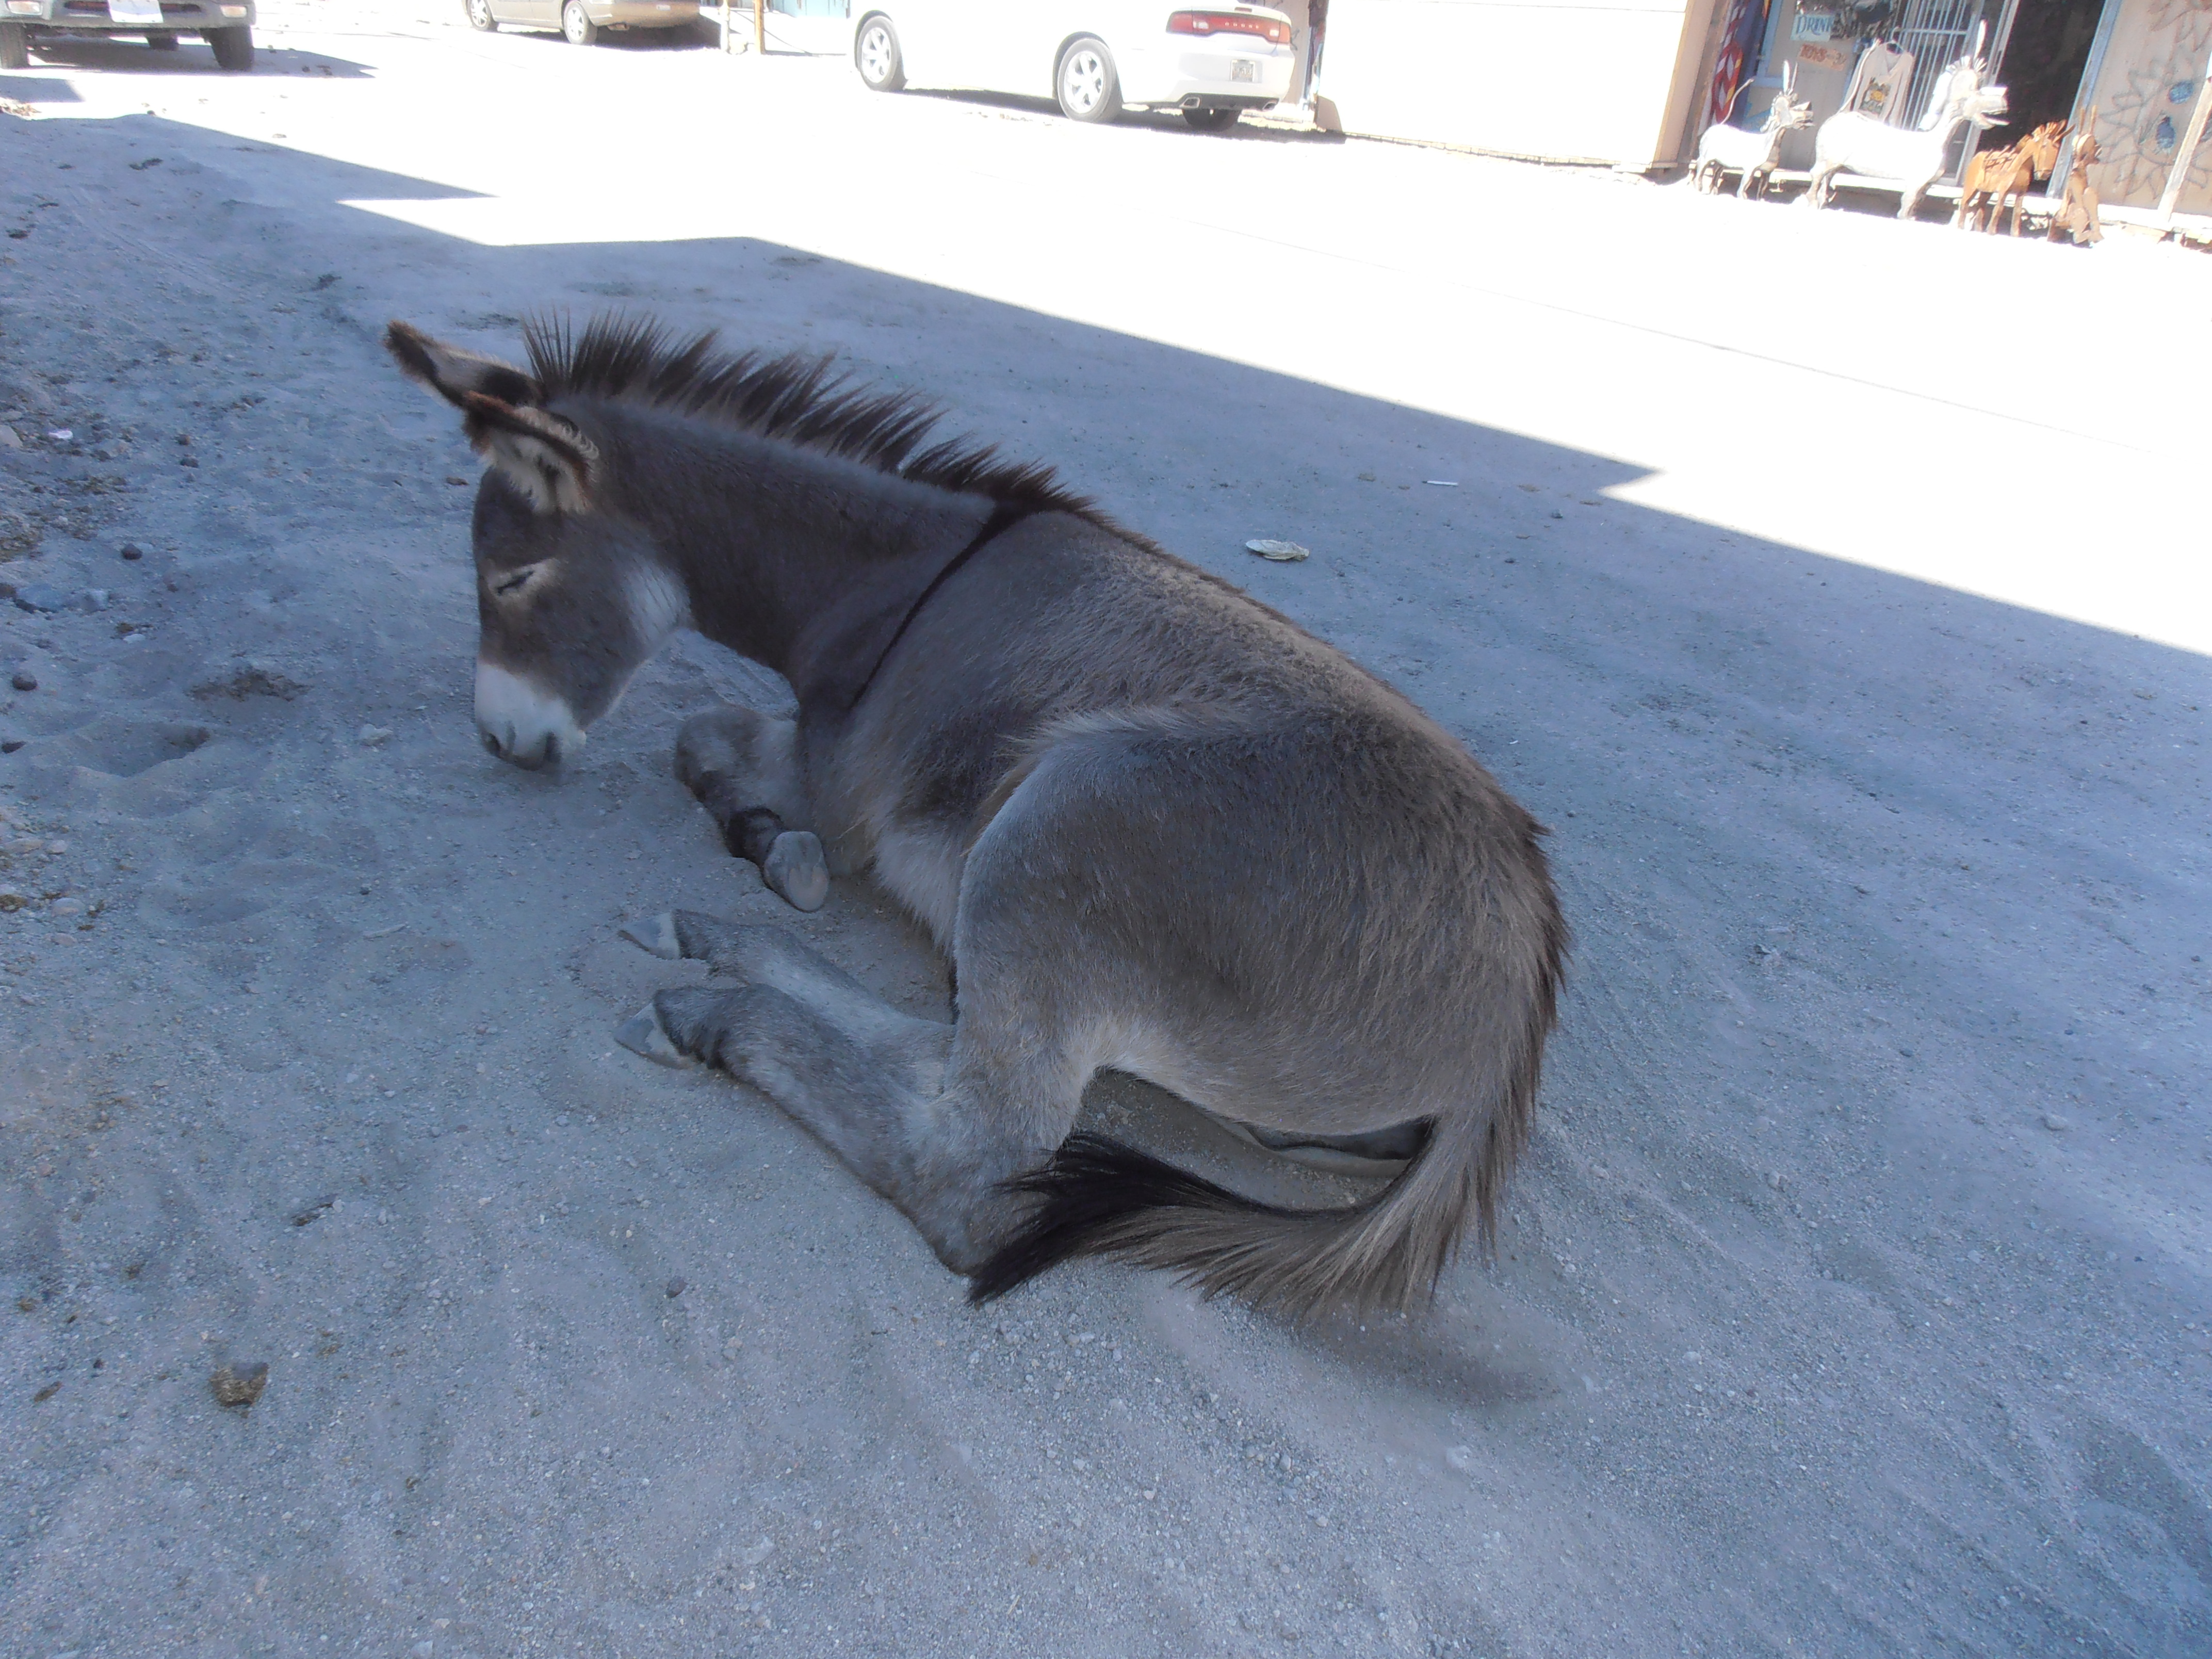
[
  {"left": 2026, "top": 121, "right": 2068, "bottom": 180},
  {"left": 1937, "top": 60, "right": 2009, "bottom": 131},
  {"left": 386, "top": 321, "right": 686, "bottom": 770},
  {"left": 1764, "top": 89, "right": 1813, "bottom": 134}
]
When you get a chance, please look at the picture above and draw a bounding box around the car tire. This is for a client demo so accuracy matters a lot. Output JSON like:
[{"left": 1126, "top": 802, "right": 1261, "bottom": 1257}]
[
  {"left": 562, "top": 0, "right": 597, "bottom": 43},
  {"left": 854, "top": 15, "right": 904, "bottom": 92},
  {"left": 1182, "top": 107, "right": 1239, "bottom": 133},
  {"left": 207, "top": 24, "right": 254, "bottom": 69},
  {"left": 147, "top": 28, "right": 180, "bottom": 47},
  {"left": 0, "top": 21, "right": 28, "bottom": 69},
  {"left": 465, "top": 0, "right": 497, "bottom": 30},
  {"left": 1056, "top": 36, "right": 1120, "bottom": 124}
]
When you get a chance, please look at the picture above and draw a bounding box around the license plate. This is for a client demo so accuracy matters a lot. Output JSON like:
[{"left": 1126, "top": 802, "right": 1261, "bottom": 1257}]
[
  {"left": 1231, "top": 59, "right": 1256, "bottom": 82},
  {"left": 109, "top": 0, "right": 165, "bottom": 22}
]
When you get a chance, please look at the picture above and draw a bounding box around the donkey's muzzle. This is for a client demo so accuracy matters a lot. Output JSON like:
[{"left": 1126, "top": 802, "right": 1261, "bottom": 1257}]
[
  {"left": 474, "top": 660, "right": 584, "bottom": 773},
  {"left": 482, "top": 726, "right": 562, "bottom": 770}
]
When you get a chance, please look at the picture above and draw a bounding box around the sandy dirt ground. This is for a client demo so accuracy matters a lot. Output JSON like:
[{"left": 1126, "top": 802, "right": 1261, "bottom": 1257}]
[{"left": 2, "top": 8, "right": 2208, "bottom": 1657}]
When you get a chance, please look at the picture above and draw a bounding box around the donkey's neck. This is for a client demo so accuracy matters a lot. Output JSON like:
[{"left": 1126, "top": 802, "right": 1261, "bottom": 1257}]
[{"left": 576, "top": 401, "right": 1000, "bottom": 685}]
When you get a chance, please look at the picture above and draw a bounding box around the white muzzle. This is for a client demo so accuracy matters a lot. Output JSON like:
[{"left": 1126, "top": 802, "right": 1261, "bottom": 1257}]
[{"left": 475, "top": 660, "right": 585, "bottom": 770}]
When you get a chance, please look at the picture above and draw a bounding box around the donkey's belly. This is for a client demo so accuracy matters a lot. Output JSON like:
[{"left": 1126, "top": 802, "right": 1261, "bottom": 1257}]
[{"left": 870, "top": 822, "right": 968, "bottom": 948}]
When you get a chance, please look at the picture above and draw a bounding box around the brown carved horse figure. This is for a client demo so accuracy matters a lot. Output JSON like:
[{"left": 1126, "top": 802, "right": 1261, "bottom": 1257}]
[
  {"left": 1956, "top": 120, "right": 2067, "bottom": 234},
  {"left": 385, "top": 315, "right": 1568, "bottom": 1317},
  {"left": 2050, "top": 117, "right": 2104, "bottom": 246}
]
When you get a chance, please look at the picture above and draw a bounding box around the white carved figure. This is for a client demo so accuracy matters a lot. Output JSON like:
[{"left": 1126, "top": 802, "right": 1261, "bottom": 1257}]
[
  {"left": 1803, "top": 57, "right": 2009, "bottom": 219},
  {"left": 1692, "top": 80, "right": 1815, "bottom": 199}
]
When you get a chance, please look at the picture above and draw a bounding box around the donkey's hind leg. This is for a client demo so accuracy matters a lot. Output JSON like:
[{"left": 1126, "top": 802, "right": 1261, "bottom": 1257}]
[{"left": 674, "top": 706, "right": 828, "bottom": 912}]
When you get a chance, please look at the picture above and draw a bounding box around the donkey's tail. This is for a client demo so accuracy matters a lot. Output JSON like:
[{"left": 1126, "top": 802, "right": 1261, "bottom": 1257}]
[{"left": 967, "top": 1081, "right": 1523, "bottom": 1319}]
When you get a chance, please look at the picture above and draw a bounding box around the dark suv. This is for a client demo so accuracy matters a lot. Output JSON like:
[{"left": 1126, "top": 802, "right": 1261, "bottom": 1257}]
[{"left": 1, "top": 0, "right": 256, "bottom": 71}]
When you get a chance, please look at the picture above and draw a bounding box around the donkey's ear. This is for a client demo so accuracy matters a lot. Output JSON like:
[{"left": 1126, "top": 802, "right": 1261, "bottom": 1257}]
[
  {"left": 461, "top": 393, "right": 597, "bottom": 515},
  {"left": 385, "top": 320, "right": 542, "bottom": 410}
]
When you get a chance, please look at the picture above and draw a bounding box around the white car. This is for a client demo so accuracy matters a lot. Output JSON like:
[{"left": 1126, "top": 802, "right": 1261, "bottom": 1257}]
[{"left": 851, "top": 2, "right": 1296, "bottom": 130}]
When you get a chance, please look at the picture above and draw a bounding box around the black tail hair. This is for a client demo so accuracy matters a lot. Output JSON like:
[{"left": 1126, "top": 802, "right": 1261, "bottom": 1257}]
[{"left": 966, "top": 1131, "right": 1304, "bottom": 1306}]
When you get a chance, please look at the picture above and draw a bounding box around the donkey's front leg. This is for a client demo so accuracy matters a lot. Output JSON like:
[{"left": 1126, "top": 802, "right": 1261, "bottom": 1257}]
[
  {"left": 613, "top": 914, "right": 1068, "bottom": 1274},
  {"left": 674, "top": 706, "right": 828, "bottom": 912}
]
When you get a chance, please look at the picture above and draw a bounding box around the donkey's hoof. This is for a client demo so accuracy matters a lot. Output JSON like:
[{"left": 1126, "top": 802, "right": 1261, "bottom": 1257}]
[
  {"left": 762, "top": 831, "right": 828, "bottom": 913},
  {"left": 619, "top": 912, "right": 682, "bottom": 961},
  {"left": 615, "top": 1003, "right": 694, "bottom": 1068}
]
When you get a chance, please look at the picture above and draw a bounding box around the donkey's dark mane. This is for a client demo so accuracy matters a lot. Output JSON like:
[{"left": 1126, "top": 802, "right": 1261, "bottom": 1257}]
[{"left": 525, "top": 314, "right": 1127, "bottom": 532}]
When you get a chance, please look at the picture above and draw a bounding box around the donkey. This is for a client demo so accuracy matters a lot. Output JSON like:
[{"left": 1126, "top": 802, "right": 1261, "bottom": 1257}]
[
  {"left": 1955, "top": 120, "right": 2065, "bottom": 234},
  {"left": 1804, "top": 58, "right": 2008, "bottom": 218},
  {"left": 2048, "top": 117, "right": 2104, "bottom": 246},
  {"left": 1691, "top": 80, "right": 1812, "bottom": 200},
  {"left": 385, "top": 315, "right": 1567, "bottom": 1317}
]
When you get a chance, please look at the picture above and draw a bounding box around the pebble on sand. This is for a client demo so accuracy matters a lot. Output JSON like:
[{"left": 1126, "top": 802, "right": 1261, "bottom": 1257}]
[
  {"left": 12, "top": 585, "right": 107, "bottom": 614},
  {"left": 2041, "top": 1113, "right": 2071, "bottom": 1132},
  {"left": 119, "top": 543, "right": 143, "bottom": 560},
  {"left": 665, "top": 1275, "right": 687, "bottom": 1299},
  {"left": 359, "top": 725, "right": 394, "bottom": 747},
  {"left": 10, "top": 671, "right": 35, "bottom": 692},
  {"left": 210, "top": 1362, "right": 269, "bottom": 1410}
]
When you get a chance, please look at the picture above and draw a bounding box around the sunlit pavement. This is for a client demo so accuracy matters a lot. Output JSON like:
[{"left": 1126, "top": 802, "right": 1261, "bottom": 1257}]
[{"left": 7, "top": 2, "right": 2206, "bottom": 655}]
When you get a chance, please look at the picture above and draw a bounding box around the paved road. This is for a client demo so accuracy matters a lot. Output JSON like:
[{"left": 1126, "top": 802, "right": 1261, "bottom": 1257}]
[{"left": 2, "top": 11, "right": 2207, "bottom": 1658}]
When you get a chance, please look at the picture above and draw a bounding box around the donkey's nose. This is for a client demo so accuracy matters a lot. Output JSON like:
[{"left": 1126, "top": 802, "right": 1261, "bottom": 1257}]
[{"left": 485, "top": 727, "right": 559, "bottom": 770}]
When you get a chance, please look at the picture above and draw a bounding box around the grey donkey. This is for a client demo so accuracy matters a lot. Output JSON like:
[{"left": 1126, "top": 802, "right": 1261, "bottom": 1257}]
[{"left": 386, "top": 314, "right": 1568, "bottom": 1316}]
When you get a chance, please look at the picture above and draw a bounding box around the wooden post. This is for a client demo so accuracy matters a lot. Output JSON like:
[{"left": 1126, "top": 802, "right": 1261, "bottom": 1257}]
[{"left": 754, "top": 0, "right": 765, "bottom": 55}]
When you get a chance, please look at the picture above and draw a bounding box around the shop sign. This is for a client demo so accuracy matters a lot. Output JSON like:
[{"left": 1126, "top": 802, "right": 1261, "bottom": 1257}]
[
  {"left": 1792, "top": 9, "right": 1836, "bottom": 41},
  {"left": 1799, "top": 41, "right": 1852, "bottom": 70}
]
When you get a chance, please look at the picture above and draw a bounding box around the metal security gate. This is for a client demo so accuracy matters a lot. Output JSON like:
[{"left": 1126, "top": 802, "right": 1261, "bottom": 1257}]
[{"left": 1892, "top": 0, "right": 2019, "bottom": 127}]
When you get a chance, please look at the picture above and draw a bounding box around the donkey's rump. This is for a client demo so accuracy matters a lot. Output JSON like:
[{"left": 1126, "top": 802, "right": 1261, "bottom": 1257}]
[{"left": 955, "top": 693, "right": 1554, "bottom": 1139}]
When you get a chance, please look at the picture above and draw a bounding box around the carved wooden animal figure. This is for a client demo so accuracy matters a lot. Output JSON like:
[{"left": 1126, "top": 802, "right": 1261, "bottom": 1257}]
[
  {"left": 1956, "top": 121, "right": 2065, "bottom": 234},
  {"left": 386, "top": 316, "right": 1569, "bottom": 1318},
  {"left": 1692, "top": 85, "right": 1813, "bottom": 199},
  {"left": 1805, "top": 58, "right": 2009, "bottom": 219},
  {"left": 2049, "top": 119, "right": 2104, "bottom": 246}
]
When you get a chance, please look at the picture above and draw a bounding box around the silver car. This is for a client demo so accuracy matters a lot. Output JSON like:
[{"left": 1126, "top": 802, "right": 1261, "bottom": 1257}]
[
  {"left": 0, "top": 0, "right": 255, "bottom": 71},
  {"left": 464, "top": 0, "right": 700, "bottom": 46}
]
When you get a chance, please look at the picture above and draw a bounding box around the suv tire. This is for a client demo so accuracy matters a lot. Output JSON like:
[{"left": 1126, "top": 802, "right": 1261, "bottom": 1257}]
[
  {"left": 562, "top": 0, "right": 597, "bottom": 44},
  {"left": 465, "top": 0, "right": 497, "bottom": 29},
  {"left": 207, "top": 24, "right": 254, "bottom": 69},
  {"left": 1056, "top": 36, "right": 1120, "bottom": 124},
  {"left": 854, "top": 15, "right": 904, "bottom": 91}
]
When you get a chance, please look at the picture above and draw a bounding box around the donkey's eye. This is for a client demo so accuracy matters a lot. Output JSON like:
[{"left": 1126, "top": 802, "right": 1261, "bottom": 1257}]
[{"left": 491, "top": 566, "right": 537, "bottom": 598}]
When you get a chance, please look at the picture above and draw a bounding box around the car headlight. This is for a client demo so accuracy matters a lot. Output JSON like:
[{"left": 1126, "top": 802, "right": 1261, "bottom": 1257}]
[
  {"left": 218, "top": 3, "right": 247, "bottom": 12},
  {"left": 5, "top": 3, "right": 44, "bottom": 15}
]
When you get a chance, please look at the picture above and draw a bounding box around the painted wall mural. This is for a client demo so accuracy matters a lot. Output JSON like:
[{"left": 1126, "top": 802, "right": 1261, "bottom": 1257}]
[{"left": 2081, "top": 0, "right": 2212, "bottom": 210}]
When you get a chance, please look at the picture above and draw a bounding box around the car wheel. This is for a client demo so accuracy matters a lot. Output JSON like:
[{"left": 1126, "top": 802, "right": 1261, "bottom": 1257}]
[
  {"left": 1056, "top": 36, "right": 1120, "bottom": 124},
  {"left": 146, "top": 28, "right": 180, "bottom": 47},
  {"left": 0, "top": 21, "right": 28, "bottom": 69},
  {"left": 207, "top": 23, "right": 254, "bottom": 69},
  {"left": 854, "top": 15, "right": 904, "bottom": 91},
  {"left": 1182, "top": 107, "right": 1239, "bottom": 133},
  {"left": 465, "top": 0, "right": 497, "bottom": 30},
  {"left": 562, "top": 0, "right": 597, "bottom": 44}
]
